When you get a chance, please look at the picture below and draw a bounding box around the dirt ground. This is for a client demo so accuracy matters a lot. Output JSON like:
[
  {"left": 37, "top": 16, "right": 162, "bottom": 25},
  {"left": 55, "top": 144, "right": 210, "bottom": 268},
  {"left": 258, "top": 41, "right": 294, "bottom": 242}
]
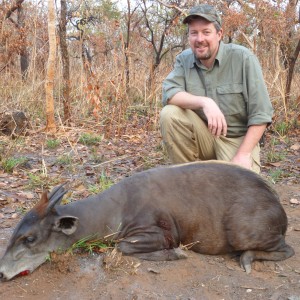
[
  {"left": 0, "top": 185, "right": 299, "bottom": 300},
  {"left": 0, "top": 127, "right": 299, "bottom": 300}
]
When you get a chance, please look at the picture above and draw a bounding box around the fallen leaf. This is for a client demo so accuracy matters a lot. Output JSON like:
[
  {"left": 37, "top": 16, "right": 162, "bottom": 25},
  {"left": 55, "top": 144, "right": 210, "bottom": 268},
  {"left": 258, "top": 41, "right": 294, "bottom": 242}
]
[
  {"left": 75, "top": 184, "right": 86, "bottom": 192},
  {"left": 269, "top": 162, "right": 281, "bottom": 167},
  {"left": 290, "top": 143, "right": 300, "bottom": 151},
  {"left": 17, "top": 191, "right": 35, "bottom": 199},
  {"left": 85, "top": 169, "right": 95, "bottom": 176}
]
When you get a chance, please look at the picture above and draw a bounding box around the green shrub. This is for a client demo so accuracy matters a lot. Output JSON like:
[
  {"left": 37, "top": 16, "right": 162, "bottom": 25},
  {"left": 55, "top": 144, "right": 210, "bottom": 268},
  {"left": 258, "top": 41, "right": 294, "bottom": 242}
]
[
  {"left": 1, "top": 157, "right": 28, "bottom": 173},
  {"left": 79, "top": 133, "right": 103, "bottom": 146},
  {"left": 46, "top": 139, "right": 61, "bottom": 149}
]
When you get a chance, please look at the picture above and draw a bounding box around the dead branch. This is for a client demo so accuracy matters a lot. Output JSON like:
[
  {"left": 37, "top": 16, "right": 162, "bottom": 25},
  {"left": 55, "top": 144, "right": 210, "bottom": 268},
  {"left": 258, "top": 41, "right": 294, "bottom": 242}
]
[
  {"left": 156, "top": 0, "right": 187, "bottom": 16},
  {"left": 5, "top": 0, "right": 25, "bottom": 19}
]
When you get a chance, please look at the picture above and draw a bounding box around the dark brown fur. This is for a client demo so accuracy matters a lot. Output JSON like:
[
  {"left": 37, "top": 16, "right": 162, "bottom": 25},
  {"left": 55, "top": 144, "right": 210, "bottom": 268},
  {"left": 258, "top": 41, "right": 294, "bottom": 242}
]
[{"left": 0, "top": 161, "right": 295, "bottom": 280}]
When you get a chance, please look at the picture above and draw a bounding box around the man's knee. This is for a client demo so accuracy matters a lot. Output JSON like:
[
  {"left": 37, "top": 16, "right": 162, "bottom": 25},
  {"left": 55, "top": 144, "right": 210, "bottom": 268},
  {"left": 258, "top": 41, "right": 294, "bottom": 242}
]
[
  {"left": 159, "top": 105, "right": 197, "bottom": 163},
  {"left": 160, "top": 105, "right": 184, "bottom": 125}
]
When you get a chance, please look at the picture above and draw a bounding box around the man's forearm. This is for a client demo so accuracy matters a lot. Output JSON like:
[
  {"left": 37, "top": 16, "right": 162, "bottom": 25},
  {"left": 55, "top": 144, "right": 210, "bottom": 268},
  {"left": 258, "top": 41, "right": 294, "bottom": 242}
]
[
  {"left": 168, "top": 91, "right": 206, "bottom": 109},
  {"left": 236, "top": 124, "right": 267, "bottom": 155}
]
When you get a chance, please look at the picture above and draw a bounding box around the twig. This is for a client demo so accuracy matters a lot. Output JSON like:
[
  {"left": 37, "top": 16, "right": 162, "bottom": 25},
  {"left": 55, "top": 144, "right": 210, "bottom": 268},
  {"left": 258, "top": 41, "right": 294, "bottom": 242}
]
[
  {"left": 181, "top": 241, "right": 200, "bottom": 250},
  {"left": 156, "top": 0, "right": 187, "bottom": 15},
  {"left": 104, "top": 231, "right": 121, "bottom": 239},
  {"left": 91, "top": 154, "right": 132, "bottom": 168},
  {"left": 240, "top": 286, "right": 267, "bottom": 290},
  {"left": 16, "top": 284, "right": 27, "bottom": 293}
]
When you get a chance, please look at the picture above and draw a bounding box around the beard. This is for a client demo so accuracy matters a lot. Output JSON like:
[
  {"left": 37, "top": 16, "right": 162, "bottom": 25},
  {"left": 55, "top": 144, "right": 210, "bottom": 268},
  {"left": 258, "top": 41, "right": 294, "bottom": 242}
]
[
  {"left": 193, "top": 43, "right": 212, "bottom": 61},
  {"left": 195, "top": 51, "right": 212, "bottom": 60}
]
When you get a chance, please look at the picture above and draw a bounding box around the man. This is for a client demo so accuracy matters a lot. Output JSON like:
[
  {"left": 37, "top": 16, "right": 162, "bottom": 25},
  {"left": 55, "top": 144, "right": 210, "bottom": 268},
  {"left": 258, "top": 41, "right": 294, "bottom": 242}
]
[{"left": 160, "top": 4, "right": 273, "bottom": 173}]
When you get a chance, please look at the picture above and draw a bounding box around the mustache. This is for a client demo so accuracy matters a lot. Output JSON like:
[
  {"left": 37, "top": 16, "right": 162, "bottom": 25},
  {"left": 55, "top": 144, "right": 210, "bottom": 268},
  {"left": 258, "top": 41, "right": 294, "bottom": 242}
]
[{"left": 194, "top": 42, "right": 208, "bottom": 47}]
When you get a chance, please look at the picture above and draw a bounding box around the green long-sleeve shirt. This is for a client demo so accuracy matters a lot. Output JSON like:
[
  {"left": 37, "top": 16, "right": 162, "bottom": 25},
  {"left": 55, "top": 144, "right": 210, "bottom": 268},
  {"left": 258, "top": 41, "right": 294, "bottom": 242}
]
[{"left": 162, "top": 41, "right": 273, "bottom": 137}]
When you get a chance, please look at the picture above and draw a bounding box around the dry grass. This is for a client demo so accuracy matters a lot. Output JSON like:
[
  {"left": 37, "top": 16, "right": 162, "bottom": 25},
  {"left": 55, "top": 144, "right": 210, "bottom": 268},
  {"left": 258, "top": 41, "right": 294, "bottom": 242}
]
[
  {"left": 0, "top": 33, "right": 299, "bottom": 136},
  {"left": 103, "top": 248, "right": 141, "bottom": 275}
]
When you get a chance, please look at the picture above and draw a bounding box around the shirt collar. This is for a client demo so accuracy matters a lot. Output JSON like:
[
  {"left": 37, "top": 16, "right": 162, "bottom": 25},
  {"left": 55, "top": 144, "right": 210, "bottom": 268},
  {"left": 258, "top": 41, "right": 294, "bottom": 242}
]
[
  {"left": 190, "top": 41, "right": 224, "bottom": 69},
  {"left": 215, "top": 41, "right": 224, "bottom": 66}
]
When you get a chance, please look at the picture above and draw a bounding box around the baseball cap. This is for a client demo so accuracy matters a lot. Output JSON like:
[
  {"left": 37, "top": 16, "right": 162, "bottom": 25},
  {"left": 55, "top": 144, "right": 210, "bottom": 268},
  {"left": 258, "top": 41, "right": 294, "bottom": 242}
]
[{"left": 183, "top": 4, "right": 222, "bottom": 26}]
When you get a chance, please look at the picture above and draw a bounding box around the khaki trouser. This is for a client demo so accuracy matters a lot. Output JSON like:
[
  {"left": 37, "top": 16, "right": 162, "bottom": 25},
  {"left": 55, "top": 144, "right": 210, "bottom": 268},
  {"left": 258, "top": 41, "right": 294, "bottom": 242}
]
[{"left": 160, "top": 105, "right": 261, "bottom": 173}]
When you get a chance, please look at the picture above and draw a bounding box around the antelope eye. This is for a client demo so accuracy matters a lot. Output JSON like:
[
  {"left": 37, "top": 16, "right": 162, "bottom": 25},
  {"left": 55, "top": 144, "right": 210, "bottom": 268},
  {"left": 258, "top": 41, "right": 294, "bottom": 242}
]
[{"left": 24, "top": 236, "right": 36, "bottom": 244}]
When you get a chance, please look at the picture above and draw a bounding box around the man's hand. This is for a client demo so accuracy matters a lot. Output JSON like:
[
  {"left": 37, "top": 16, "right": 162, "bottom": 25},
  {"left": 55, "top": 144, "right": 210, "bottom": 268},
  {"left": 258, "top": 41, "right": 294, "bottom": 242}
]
[
  {"left": 231, "top": 152, "right": 252, "bottom": 170},
  {"left": 202, "top": 98, "right": 227, "bottom": 137},
  {"left": 231, "top": 124, "right": 267, "bottom": 171},
  {"left": 169, "top": 92, "right": 227, "bottom": 137}
]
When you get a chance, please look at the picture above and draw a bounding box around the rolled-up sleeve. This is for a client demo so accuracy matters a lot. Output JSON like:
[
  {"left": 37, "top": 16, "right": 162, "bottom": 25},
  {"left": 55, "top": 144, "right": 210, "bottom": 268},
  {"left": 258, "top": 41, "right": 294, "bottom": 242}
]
[
  {"left": 244, "top": 55, "right": 273, "bottom": 126},
  {"left": 162, "top": 55, "right": 186, "bottom": 106}
]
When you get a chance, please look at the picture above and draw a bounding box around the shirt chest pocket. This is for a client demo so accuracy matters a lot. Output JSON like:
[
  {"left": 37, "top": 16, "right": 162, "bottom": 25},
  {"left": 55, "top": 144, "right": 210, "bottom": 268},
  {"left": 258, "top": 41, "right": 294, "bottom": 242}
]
[
  {"left": 216, "top": 83, "right": 246, "bottom": 116},
  {"left": 186, "top": 82, "right": 206, "bottom": 97}
]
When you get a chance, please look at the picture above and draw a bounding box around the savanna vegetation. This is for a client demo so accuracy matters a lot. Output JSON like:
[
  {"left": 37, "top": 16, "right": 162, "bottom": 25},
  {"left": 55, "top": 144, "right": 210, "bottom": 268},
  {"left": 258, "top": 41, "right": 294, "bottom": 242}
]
[{"left": 0, "top": 0, "right": 299, "bottom": 189}]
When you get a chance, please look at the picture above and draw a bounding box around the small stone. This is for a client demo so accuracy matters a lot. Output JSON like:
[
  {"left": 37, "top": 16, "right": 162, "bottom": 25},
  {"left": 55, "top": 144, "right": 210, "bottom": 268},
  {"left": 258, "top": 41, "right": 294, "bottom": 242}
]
[
  {"left": 2, "top": 207, "right": 15, "bottom": 214},
  {"left": 11, "top": 213, "right": 18, "bottom": 219},
  {"left": 147, "top": 268, "right": 160, "bottom": 274},
  {"left": 290, "top": 198, "right": 299, "bottom": 205},
  {"left": 288, "top": 296, "right": 300, "bottom": 300}
]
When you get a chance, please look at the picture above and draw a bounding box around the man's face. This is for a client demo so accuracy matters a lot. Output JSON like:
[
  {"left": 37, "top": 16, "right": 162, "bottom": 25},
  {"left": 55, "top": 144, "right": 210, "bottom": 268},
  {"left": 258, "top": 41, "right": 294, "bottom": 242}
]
[{"left": 188, "top": 18, "right": 223, "bottom": 67}]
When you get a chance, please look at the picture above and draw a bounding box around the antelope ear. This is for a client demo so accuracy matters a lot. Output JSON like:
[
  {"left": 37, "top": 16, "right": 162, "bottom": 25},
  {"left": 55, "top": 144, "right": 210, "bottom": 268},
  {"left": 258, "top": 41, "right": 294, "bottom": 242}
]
[
  {"left": 46, "top": 184, "right": 68, "bottom": 213},
  {"left": 53, "top": 216, "right": 79, "bottom": 235}
]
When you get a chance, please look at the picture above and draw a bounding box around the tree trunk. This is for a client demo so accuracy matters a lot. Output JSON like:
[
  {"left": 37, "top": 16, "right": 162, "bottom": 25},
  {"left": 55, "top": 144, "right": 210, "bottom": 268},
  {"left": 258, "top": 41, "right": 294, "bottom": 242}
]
[
  {"left": 17, "top": 3, "right": 29, "bottom": 80},
  {"left": 45, "top": 0, "right": 57, "bottom": 133},
  {"left": 285, "top": 38, "right": 300, "bottom": 105},
  {"left": 284, "top": 2, "right": 300, "bottom": 105},
  {"left": 59, "top": 0, "right": 71, "bottom": 124},
  {"left": 124, "top": 0, "right": 132, "bottom": 93}
]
